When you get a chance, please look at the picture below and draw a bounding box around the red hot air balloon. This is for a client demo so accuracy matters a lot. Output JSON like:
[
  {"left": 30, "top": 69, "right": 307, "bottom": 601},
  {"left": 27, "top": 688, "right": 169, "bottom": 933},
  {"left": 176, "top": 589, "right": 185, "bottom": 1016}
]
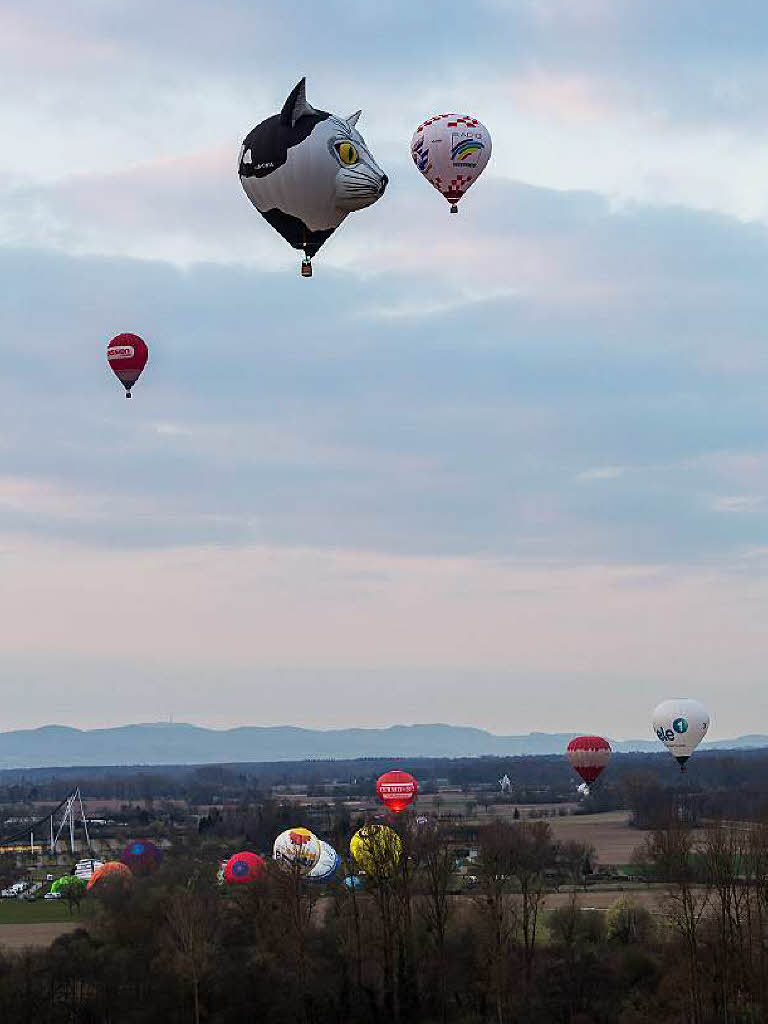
[
  {"left": 223, "top": 851, "right": 266, "bottom": 886},
  {"left": 107, "top": 333, "right": 148, "bottom": 398},
  {"left": 566, "top": 736, "right": 612, "bottom": 793},
  {"left": 376, "top": 771, "right": 418, "bottom": 813}
]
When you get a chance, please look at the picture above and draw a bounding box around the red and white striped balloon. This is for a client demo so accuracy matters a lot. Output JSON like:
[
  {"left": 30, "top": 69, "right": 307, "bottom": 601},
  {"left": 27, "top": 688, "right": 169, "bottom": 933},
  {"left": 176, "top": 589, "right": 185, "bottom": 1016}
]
[{"left": 566, "top": 736, "right": 612, "bottom": 787}]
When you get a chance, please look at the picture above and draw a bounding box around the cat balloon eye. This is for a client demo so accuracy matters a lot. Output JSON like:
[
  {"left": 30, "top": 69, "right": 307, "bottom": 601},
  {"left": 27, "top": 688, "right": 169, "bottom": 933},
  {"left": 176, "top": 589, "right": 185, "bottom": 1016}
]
[{"left": 336, "top": 141, "right": 359, "bottom": 166}]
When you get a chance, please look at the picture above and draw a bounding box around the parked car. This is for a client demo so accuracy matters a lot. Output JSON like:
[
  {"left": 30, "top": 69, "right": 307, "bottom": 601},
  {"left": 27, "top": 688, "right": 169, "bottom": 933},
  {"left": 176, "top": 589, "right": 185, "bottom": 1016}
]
[{"left": 43, "top": 892, "right": 62, "bottom": 900}]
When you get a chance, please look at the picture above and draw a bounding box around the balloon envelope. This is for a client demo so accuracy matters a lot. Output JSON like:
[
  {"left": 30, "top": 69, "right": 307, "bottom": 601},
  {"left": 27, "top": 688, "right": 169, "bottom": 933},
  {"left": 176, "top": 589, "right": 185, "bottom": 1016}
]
[
  {"left": 121, "top": 840, "right": 163, "bottom": 876},
  {"left": 411, "top": 114, "right": 491, "bottom": 212},
  {"left": 566, "top": 737, "right": 612, "bottom": 786},
  {"left": 305, "top": 841, "right": 339, "bottom": 882},
  {"left": 350, "top": 824, "right": 402, "bottom": 875},
  {"left": 239, "top": 78, "right": 386, "bottom": 269},
  {"left": 653, "top": 698, "right": 710, "bottom": 769},
  {"left": 107, "top": 333, "right": 148, "bottom": 397},
  {"left": 50, "top": 875, "right": 85, "bottom": 896},
  {"left": 223, "top": 851, "right": 266, "bottom": 886},
  {"left": 86, "top": 861, "right": 132, "bottom": 891},
  {"left": 376, "top": 771, "right": 417, "bottom": 813},
  {"left": 273, "top": 827, "right": 322, "bottom": 874}
]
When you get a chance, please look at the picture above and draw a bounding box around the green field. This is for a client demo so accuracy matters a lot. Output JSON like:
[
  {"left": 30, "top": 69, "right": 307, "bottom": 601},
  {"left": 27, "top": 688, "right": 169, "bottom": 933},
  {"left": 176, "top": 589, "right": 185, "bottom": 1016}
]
[{"left": 0, "top": 900, "right": 88, "bottom": 924}]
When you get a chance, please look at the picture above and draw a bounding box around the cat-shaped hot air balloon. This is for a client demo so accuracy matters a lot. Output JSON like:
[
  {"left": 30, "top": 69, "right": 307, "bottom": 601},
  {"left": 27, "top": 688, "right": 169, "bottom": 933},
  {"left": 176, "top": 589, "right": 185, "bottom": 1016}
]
[{"left": 239, "top": 79, "right": 388, "bottom": 276}]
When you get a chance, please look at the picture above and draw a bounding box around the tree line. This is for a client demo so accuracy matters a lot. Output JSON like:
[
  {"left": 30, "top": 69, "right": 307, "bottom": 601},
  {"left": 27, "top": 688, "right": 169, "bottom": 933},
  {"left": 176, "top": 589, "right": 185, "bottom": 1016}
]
[{"left": 2, "top": 809, "right": 768, "bottom": 1022}]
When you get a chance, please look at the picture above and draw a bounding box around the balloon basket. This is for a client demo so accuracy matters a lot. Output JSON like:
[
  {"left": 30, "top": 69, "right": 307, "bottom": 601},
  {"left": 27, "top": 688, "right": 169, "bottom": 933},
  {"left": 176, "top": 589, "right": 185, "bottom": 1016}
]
[
  {"left": 125, "top": 391, "right": 132, "bottom": 399},
  {"left": 301, "top": 258, "right": 313, "bottom": 278},
  {"left": 450, "top": 204, "right": 458, "bottom": 213}
]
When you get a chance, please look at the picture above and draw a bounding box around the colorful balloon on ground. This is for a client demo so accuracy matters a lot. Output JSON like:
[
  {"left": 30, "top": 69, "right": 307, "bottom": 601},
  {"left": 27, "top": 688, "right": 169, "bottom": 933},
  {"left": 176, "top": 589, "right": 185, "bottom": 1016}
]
[
  {"left": 50, "top": 875, "right": 86, "bottom": 897},
  {"left": 653, "top": 699, "right": 710, "bottom": 771},
  {"left": 107, "top": 333, "right": 148, "bottom": 398},
  {"left": 273, "top": 827, "right": 322, "bottom": 873},
  {"left": 350, "top": 825, "right": 402, "bottom": 875},
  {"left": 239, "top": 78, "right": 387, "bottom": 277},
  {"left": 411, "top": 114, "right": 491, "bottom": 213},
  {"left": 566, "top": 736, "right": 612, "bottom": 794},
  {"left": 86, "top": 861, "right": 133, "bottom": 891},
  {"left": 121, "top": 840, "right": 163, "bottom": 876},
  {"left": 376, "top": 771, "right": 418, "bottom": 813},
  {"left": 305, "top": 841, "right": 339, "bottom": 883},
  {"left": 223, "top": 851, "right": 266, "bottom": 886}
]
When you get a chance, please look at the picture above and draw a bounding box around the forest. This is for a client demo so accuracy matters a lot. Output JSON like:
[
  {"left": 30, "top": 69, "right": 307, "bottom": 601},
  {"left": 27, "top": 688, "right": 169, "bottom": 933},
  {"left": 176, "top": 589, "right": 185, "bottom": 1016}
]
[{"left": 1, "top": 807, "right": 767, "bottom": 1023}]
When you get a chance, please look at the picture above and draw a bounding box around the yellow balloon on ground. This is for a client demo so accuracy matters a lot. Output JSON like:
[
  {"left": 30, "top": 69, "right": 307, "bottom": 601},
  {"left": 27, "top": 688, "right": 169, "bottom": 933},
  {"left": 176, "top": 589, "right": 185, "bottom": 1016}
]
[{"left": 350, "top": 825, "right": 402, "bottom": 874}]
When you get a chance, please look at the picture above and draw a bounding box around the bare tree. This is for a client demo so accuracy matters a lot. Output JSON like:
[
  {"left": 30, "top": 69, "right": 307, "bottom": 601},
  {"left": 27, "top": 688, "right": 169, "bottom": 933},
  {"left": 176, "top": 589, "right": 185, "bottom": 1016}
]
[
  {"left": 415, "top": 824, "right": 455, "bottom": 1024},
  {"left": 163, "top": 889, "right": 218, "bottom": 1024},
  {"left": 638, "top": 821, "right": 710, "bottom": 1024}
]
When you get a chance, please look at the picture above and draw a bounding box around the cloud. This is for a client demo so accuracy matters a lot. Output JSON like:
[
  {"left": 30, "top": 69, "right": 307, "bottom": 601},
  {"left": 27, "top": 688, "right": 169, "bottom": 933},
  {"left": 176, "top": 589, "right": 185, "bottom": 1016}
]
[
  {"left": 2, "top": 175, "right": 768, "bottom": 567},
  {"left": 4, "top": 1, "right": 768, "bottom": 735}
]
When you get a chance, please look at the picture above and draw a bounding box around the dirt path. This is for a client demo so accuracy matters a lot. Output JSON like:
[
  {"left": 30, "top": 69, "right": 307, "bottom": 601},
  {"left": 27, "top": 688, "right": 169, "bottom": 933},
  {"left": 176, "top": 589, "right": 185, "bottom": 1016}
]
[{"left": 0, "top": 922, "right": 84, "bottom": 950}]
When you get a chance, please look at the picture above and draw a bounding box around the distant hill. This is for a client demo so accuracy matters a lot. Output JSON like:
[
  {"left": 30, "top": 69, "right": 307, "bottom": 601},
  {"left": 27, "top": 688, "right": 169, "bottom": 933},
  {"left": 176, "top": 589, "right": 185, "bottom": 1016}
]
[{"left": 0, "top": 722, "right": 765, "bottom": 769}]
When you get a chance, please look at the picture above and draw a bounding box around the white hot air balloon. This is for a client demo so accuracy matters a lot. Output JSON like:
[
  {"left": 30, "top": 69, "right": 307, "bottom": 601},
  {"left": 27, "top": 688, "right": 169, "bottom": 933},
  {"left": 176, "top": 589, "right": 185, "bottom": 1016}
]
[
  {"left": 410, "top": 113, "right": 491, "bottom": 213},
  {"left": 273, "top": 827, "right": 322, "bottom": 874},
  {"left": 652, "top": 698, "right": 710, "bottom": 771},
  {"left": 305, "top": 841, "right": 340, "bottom": 883}
]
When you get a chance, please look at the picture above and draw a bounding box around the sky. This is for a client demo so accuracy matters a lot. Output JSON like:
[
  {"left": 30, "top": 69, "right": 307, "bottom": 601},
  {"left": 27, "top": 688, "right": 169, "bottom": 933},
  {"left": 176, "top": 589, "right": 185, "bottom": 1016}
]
[{"left": 2, "top": 0, "right": 768, "bottom": 739}]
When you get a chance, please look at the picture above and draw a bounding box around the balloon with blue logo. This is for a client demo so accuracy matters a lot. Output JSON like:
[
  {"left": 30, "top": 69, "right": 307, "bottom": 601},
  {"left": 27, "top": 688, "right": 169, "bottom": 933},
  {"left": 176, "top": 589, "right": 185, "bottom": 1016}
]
[
  {"left": 411, "top": 113, "right": 492, "bottom": 213},
  {"left": 223, "top": 851, "right": 266, "bottom": 886},
  {"left": 120, "top": 839, "right": 163, "bottom": 876},
  {"left": 652, "top": 698, "right": 710, "bottom": 771}
]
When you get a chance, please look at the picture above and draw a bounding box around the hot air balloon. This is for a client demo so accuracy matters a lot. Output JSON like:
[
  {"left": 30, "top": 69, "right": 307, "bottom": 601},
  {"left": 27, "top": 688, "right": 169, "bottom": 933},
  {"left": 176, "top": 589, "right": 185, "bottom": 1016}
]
[
  {"left": 223, "top": 850, "right": 266, "bottom": 886},
  {"left": 305, "top": 841, "right": 339, "bottom": 883},
  {"left": 653, "top": 698, "right": 710, "bottom": 771},
  {"left": 50, "top": 875, "right": 86, "bottom": 897},
  {"left": 121, "top": 839, "right": 163, "bottom": 876},
  {"left": 107, "top": 333, "right": 148, "bottom": 398},
  {"left": 566, "top": 736, "right": 612, "bottom": 795},
  {"left": 273, "top": 827, "right": 322, "bottom": 874},
  {"left": 376, "top": 771, "right": 418, "bottom": 813},
  {"left": 411, "top": 114, "right": 491, "bottom": 213},
  {"left": 350, "top": 824, "right": 402, "bottom": 875},
  {"left": 86, "top": 861, "right": 133, "bottom": 892},
  {"left": 239, "top": 78, "right": 387, "bottom": 277}
]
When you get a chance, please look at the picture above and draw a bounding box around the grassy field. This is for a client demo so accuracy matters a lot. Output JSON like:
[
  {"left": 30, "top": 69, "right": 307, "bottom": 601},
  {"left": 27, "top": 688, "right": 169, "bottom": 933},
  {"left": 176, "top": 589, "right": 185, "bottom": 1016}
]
[{"left": 0, "top": 900, "right": 88, "bottom": 925}]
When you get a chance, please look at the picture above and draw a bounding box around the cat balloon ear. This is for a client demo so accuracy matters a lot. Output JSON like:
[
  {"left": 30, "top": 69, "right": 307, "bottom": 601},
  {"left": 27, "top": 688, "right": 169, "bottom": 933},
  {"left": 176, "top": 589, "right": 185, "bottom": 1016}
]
[
  {"left": 280, "top": 78, "right": 318, "bottom": 128},
  {"left": 346, "top": 110, "right": 362, "bottom": 128}
]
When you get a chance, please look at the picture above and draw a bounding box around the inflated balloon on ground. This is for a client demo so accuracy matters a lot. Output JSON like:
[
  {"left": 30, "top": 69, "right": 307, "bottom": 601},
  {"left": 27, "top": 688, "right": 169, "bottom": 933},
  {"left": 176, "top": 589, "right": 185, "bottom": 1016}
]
[
  {"left": 121, "top": 840, "right": 163, "bottom": 876},
  {"left": 50, "top": 875, "right": 86, "bottom": 897},
  {"left": 305, "top": 841, "right": 339, "bottom": 882},
  {"left": 350, "top": 824, "right": 402, "bottom": 875},
  {"left": 87, "top": 861, "right": 133, "bottom": 892},
  {"left": 273, "top": 827, "right": 322, "bottom": 873},
  {"left": 223, "top": 851, "right": 266, "bottom": 886}
]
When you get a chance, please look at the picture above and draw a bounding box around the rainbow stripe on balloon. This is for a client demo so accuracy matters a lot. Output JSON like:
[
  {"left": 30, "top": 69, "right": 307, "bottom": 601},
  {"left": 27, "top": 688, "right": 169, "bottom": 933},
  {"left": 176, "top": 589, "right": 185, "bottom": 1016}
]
[{"left": 451, "top": 139, "right": 484, "bottom": 162}]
